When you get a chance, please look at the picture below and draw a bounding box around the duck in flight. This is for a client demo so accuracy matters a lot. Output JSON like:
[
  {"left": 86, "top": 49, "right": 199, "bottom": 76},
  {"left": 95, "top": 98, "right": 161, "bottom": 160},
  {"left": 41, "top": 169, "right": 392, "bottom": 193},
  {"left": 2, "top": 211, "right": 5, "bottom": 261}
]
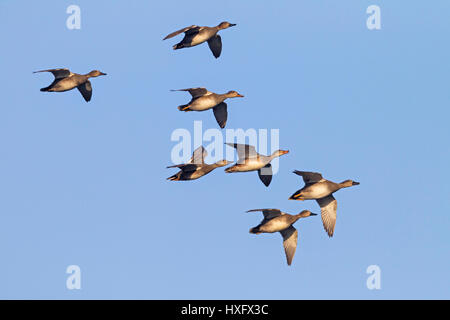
[
  {"left": 167, "top": 146, "right": 232, "bottom": 181},
  {"left": 34, "top": 68, "right": 106, "bottom": 102},
  {"left": 224, "top": 143, "right": 289, "bottom": 187},
  {"left": 247, "top": 209, "right": 317, "bottom": 266},
  {"left": 173, "top": 87, "right": 244, "bottom": 128},
  {"left": 288, "top": 171, "right": 360, "bottom": 237},
  {"left": 163, "top": 22, "right": 236, "bottom": 58}
]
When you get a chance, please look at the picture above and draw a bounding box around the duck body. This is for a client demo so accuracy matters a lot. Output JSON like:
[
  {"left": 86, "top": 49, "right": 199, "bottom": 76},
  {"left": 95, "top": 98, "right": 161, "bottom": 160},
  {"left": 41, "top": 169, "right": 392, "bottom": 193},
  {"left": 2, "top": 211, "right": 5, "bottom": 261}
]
[
  {"left": 186, "top": 92, "right": 226, "bottom": 111},
  {"left": 163, "top": 22, "right": 236, "bottom": 58},
  {"left": 168, "top": 163, "right": 224, "bottom": 181},
  {"left": 167, "top": 146, "right": 231, "bottom": 181},
  {"left": 253, "top": 214, "right": 301, "bottom": 234},
  {"left": 224, "top": 143, "right": 289, "bottom": 187},
  {"left": 34, "top": 68, "right": 106, "bottom": 102},
  {"left": 176, "top": 26, "right": 218, "bottom": 48},
  {"left": 247, "top": 209, "right": 317, "bottom": 266},
  {"left": 43, "top": 74, "right": 79, "bottom": 92},
  {"left": 288, "top": 171, "right": 359, "bottom": 237},
  {"left": 173, "top": 88, "right": 243, "bottom": 128},
  {"left": 226, "top": 156, "right": 271, "bottom": 172},
  {"left": 293, "top": 180, "right": 340, "bottom": 200}
]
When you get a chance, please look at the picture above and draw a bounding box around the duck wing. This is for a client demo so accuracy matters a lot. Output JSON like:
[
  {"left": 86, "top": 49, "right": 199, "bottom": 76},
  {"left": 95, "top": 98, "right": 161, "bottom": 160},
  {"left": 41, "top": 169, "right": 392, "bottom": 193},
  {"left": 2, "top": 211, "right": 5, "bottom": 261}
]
[
  {"left": 207, "top": 34, "right": 222, "bottom": 58},
  {"left": 171, "top": 87, "right": 209, "bottom": 99},
  {"left": 166, "top": 163, "right": 199, "bottom": 173},
  {"left": 213, "top": 102, "right": 227, "bottom": 128},
  {"left": 258, "top": 163, "right": 272, "bottom": 187},
  {"left": 163, "top": 25, "right": 198, "bottom": 40},
  {"left": 226, "top": 143, "right": 257, "bottom": 161},
  {"left": 77, "top": 80, "right": 92, "bottom": 102},
  {"left": 246, "top": 208, "right": 283, "bottom": 222},
  {"left": 33, "top": 68, "right": 71, "bottom": 79},
  {"left": 189, "top": 146, "right": 207, "bottom": 164},
  {"left": 280, "top": 226, "right": 298, "bottom": 266},
  {"left": 316, "top": 194, "right": 337, "bottom": 237},
  {"left": 293, "top": 170, "right": 323, "bottom": 186}
]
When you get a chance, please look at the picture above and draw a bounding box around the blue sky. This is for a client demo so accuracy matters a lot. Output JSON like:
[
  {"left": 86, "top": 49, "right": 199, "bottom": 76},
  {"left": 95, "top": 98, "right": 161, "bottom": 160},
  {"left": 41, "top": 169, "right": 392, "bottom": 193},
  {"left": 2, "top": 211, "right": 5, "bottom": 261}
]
[{"left": 0, "top": 0, "right": 449, "bottom": 299}]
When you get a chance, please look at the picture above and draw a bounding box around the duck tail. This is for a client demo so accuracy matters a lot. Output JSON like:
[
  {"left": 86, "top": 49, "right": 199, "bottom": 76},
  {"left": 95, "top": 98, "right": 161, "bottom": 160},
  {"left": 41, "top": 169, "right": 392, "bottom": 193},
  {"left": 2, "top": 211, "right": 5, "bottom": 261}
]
[
  {"left": 173, "top": 43, "right": 185, "bottom": 50},
  {"left": 249, "top": 226, "right": 261, "bottom": 234},
  {"left": 167, "top": 173, "right": 180, "bottom": 181},
  {"left": 178, "top": 104, "right": 191, "bottom": 111}
]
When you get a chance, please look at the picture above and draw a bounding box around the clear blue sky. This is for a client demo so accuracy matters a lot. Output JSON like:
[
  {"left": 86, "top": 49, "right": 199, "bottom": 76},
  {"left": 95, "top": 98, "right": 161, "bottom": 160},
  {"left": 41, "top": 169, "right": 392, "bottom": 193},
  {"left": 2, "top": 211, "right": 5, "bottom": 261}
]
[{"left": 1, "top": 0, "right": 449, "bottom": 299}]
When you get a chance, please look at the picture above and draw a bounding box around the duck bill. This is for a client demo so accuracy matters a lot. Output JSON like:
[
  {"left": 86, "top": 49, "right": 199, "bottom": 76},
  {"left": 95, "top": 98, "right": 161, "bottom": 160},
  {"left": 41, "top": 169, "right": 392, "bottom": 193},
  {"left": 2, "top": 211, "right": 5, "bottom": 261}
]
[
  {"left": 289, "top": 193, "right": 302, "bottom": 200},
  {"left": 236, "top": 94, "right": 244, "bottom": 97},
  {"left": 280, "top": 150, "right": 289, "bottom": 155},
  {"left": 229, "top": 23, "right": 237, "bottom": 27},
  {"left": 100, "top": 72, "right": 107, "bottom": 76},
  {"left": 310, "top": 213, "right": 318, "bottom": 216},
  {"left": 352, "top": 181, "right": 360, "bottom": 186}
]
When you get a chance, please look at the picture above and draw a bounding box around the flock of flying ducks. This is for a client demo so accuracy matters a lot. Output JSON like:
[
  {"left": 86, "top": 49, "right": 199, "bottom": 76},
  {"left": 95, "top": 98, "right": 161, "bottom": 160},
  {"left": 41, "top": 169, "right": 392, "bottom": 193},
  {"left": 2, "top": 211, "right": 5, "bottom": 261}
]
[{"left": 33, "top": 21, "right": 359, "bottom": 266}]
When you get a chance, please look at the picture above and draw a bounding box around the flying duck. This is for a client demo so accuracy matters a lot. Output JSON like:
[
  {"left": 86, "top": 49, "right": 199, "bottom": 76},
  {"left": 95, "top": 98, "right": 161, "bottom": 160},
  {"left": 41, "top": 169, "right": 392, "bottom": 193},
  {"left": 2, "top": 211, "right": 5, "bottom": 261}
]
[
  {"left": 247, "top": 209, "right": 317, "bottom": 266},
  {"left": 34, "top": 68, "right": 106, "bottom": 102},
  {"left": 224, "top": 143, "right": 289, "bottom": 186},
  {"left": 288, "top": 171, "right": 360, "bottom": 237},
  {"left": 167, "top": 146, "right": 232, "bottom": 181},
  {"left": 173, "top": 87, "right": 243, "bottom": 128},
  {"left": 163, "top": 21, "right": 236, "bottom": 58}
]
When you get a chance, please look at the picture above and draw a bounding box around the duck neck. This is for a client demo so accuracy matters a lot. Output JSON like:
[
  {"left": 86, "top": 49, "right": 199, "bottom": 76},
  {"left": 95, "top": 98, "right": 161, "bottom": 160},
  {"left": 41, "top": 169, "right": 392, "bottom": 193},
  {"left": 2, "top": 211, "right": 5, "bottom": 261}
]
[
  {"left": 216, "top": 24, "right": 226, "bottom": 31},
  {"left": 269, "top": 152, "right": 280, "bottom": 160},
  {"left": 219, "top": 92, "right": 233, "bottom": 99},
  {"left": 338, "top": 180, "right": 352, "bottom": 189}
]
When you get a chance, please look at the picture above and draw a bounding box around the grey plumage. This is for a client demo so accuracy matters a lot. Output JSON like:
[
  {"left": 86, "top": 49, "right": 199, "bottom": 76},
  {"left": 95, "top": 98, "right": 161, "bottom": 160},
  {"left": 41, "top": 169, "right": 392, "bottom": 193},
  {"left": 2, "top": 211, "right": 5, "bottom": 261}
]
[
  {"left": 34, "top": 68, "right": 106, "bottom": 102},
  {"left": 224, "top": 143, "right": 289, "bottom": 187},
  {"left": 247, "top": 209, "right": 317, "bottom": 266},
  {"left": 163, "top": 22, "right": 236, "bottom": 58},
  {"left": 173, "top": 88, "right": 243, "bottom": 128},
  {"left": 289, "top": 170, "right": 360, "bottom": 237},
  {"left": 167, "top": 146, "right": 231, "bottom": 181}
]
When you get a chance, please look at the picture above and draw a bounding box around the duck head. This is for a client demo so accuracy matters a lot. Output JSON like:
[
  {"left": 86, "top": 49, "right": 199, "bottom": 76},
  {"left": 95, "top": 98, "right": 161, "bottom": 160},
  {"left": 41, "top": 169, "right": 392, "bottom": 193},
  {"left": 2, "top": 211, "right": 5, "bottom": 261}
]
[
  {"left": 226, "top": 90, "right": 244, "bottom": 98},
  {"left": 87, "top": 70, "right": 107, "bottom": 78},
  {"left": 339, "top": 179, "right": 360, "bottom": 188},
  {"left": 271, "top": 149, "right": 289, "bottom": 158},
  {"left": 297, "top": 210, "right": 318, "bottom": 218},
  {"left": 217, "top": 21, "right": 236, "bottom": 30}
]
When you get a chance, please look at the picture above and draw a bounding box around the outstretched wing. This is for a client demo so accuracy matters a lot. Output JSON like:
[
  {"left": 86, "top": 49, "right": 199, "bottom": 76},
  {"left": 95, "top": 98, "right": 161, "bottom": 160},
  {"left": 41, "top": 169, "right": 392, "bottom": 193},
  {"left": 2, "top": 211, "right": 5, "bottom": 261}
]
[
  {"left": 258, "top": 163, "right": 272, "bottom": 187},
  {"left": 293, "top": 170, "right": 323, "bottom": 185},
  {"left": 213, "top": 102, "right": 227, "bottom": 129},
  {"left": 207, "top": 34, "right": 222, "bottom": 58},
  {"left": 189, "top": 146, "right": 208, "bottom": 164},
  {"left": 166, "top": 163, "right": 199, "bottom": 173},
  {"left": 163, "top": 25, "right": 198, "bottom": 40},
  {"left": 33, "top": 68, "right": 71, "bottom": 79},
  {"left": 316, "top": 194, "right": 337, "bottom": 237},
  {"left": 280, "top": 226, "right": 298, "bottom": 266},
  {"left": 77, "top": 80, "right": 92, "bottom": 102},
  {"left": 246, "top": 208, "right": 282, "bottom": 221},
  {"left": 171, "top": 87, "right": 208, "bottom": 99},
  {"left": 226, "top": 143, "right": 257, "bottom": 161}
]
